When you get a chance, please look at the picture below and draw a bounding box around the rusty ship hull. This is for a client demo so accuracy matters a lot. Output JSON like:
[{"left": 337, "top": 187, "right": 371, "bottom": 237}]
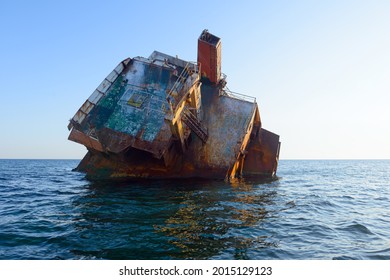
[{"left": 68, "top": 30, "right": 280, "bottom": 180}]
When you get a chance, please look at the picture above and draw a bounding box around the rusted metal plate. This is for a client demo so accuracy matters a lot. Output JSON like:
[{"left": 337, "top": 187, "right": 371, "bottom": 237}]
[
  {"left": 68, "top": 128, "right": 104, "bottom": 152},
  {"left": 243, "top": 128, "right": 281, "bottom": 177},
  {"left": 184, "top": 84, "right": 257, "bottom": 170}
]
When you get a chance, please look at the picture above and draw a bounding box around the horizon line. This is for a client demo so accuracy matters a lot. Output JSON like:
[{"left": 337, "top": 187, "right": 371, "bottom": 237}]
[{"left": 0, "top": 158, "right": 389, "bottom": 161}]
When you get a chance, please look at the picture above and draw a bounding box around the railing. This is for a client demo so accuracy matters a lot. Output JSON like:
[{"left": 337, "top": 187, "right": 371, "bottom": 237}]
[
  {"left": 166, "top": 62, "right": 200, "bottom": 109},
  {"left": 220, "top": 88, "right": 256, "bottom": 103}
]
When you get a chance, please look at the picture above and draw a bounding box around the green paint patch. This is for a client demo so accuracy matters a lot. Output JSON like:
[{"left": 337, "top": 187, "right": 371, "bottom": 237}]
[{"left": 127, "top": 92, "right": 147, "bottom": 108}]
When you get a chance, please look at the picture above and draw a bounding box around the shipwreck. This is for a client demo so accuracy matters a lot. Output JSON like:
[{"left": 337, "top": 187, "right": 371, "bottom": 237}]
[{"left": 68, "top": 30, "right": 280, "bottom": 180}]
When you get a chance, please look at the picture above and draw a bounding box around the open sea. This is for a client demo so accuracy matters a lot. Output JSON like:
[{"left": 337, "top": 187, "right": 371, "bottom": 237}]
[{"left": 0, "top": 159, "right": 389, "bottom": 260}]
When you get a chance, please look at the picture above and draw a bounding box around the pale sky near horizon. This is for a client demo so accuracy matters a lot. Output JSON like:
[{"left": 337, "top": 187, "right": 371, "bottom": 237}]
[{"left": 0, "top": 0, "right": 389, "bottom": 159}]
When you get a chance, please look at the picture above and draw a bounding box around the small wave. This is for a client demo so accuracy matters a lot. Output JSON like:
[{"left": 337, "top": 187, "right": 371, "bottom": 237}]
[
  {"left": 363, "top": 247, "right": 390, "bottom": 260},
  {"left": 366, "top": 247, "right": 390, "bottom": 254},
  {"left": 285, "top": 201, "right": 295, "bottom": 208},
  {"left": 337, "top": 222, "right": 374, "bottom": 235},
  {"left": 278, "top": 201, "right": 296, "bottom": 212},
  {"left": 365, "top": 254, "right": 390, "bottom": 260},
  {"left": 332, "top": 255, "right": 360, "bottom": 260},
  {"left": 49, "top": 179, "right": 65, "bottom": 183}
]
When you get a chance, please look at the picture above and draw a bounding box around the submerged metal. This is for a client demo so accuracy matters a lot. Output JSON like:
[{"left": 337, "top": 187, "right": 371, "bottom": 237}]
[{"left": 68, "top": 30, "right": 281, "bottom": 180}]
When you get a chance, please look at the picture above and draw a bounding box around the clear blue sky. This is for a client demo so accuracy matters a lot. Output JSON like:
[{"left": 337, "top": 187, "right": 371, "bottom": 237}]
[{"left": 1, "top": 0, "right": 389, "bottom": 159}]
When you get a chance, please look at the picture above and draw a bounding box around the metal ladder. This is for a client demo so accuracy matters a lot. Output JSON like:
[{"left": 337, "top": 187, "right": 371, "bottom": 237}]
[
  {"left": 166, "top": 63, "right": 193, "bottom": 107},
  {"left": 182, "top": 107, "right": 208, "bottom": 144}
]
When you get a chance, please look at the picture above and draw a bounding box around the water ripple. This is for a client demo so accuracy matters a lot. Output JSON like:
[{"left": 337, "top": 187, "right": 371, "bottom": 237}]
[{"left": 0, "top": 159, "right": 390, "bottom": 259}]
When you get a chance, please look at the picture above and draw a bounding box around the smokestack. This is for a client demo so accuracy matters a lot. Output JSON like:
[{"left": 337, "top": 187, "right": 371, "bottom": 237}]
[{"left": 197, "top": 29, "right": 221, "bottom": 84}]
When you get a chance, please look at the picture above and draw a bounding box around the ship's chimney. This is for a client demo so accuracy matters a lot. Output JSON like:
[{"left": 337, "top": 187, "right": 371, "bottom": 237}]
[{"left": 197, "top": 29, "right": 221, "bottom": 84}]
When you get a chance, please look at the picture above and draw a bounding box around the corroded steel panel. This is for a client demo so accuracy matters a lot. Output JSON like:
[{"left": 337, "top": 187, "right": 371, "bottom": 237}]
[
  {"left": 243, "top": 128, "right": 280, "bottom": 177},
  {"left": 68, "top": 128, "right": 104, "bottom": 152},
  {"left": 182, "top": 84, "right": 257, "bottom": 175},
  {"left": 69, "top": 56, "right": 198, "bottom": 158},
  {"left": 69, "top": 58, "right": 130, "bottom": 129}
]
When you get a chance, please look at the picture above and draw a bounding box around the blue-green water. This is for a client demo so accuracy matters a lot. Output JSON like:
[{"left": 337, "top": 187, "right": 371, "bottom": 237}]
[{"left": 0, "top": 159, "right": 389, "bottom": 260}]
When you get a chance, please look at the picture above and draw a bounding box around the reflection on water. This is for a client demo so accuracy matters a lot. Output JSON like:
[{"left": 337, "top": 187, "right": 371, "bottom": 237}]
[
  {"left": 154, "top": 180, "right": 279, "bottom": 259},
  {"left": 71, "top": 178, "right": 280, "bottom": 259}
]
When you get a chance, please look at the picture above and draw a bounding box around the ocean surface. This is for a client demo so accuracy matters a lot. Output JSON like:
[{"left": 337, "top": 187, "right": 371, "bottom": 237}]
[{"left": 0, "top": 159, "right": 389, "bottom": 260}]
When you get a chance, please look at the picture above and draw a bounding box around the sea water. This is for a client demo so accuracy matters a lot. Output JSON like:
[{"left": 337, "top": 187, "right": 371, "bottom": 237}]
[{"left": 0, "top": 159, "right": 389, "bottom": 259}]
